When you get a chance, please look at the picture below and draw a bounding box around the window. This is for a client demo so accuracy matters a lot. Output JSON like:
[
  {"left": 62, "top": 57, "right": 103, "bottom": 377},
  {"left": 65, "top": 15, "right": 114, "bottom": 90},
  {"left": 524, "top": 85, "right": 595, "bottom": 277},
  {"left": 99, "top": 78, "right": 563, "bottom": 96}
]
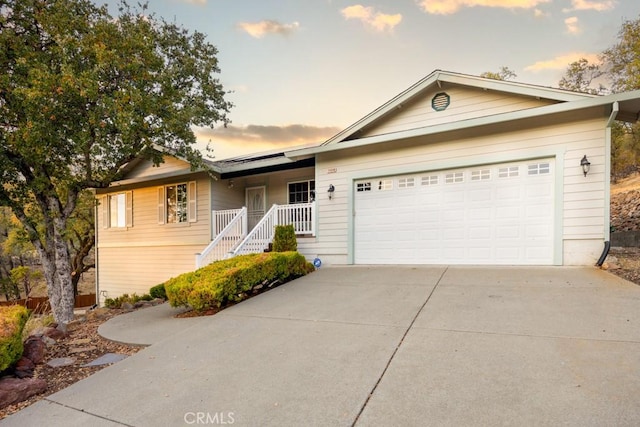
[
  {"left": 398, "top": 177, "right": 415, "bottom": 188},
  {"left": 167, "top": 183, "right": 188, "bottom": 223},
  {"left": 357, "top": 182, "right": 372, "bottom": 192},
  {"left": 158, "top": 181, "right": 197, "bottom": 224},
  {"left": 471, "top": 169, "right": 491, "bottom": 181},
  {"left": 105, "top": 192, "right": 132, "bottom": 229},
  {"left": 421, "top": 175, "right": 438, "bottom": 186},
  {"left": 288, "top": 180, "right": 315, "bottom": 204},
  {"left": 445, "top": 172, "right": 464, "bottom": 184},
  {"left": 378, "top": 179, "right": 393, "bottom": 190},
  {"left": 499, "top": 166, "right": 519, "bottom": 178},
  {"left": 528, "top": 162, "right": 550, "bottom": 175}
]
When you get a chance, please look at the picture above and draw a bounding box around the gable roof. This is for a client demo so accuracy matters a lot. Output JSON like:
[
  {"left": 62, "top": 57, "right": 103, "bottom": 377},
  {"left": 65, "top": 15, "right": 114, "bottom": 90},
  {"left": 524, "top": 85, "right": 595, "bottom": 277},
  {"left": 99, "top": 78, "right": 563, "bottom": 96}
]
[
  {"left": 321, "top": 69, "right": 596, "bottom": 146},
  {"left": 286, "top": 89, "right": 640, "bottom": 159}
]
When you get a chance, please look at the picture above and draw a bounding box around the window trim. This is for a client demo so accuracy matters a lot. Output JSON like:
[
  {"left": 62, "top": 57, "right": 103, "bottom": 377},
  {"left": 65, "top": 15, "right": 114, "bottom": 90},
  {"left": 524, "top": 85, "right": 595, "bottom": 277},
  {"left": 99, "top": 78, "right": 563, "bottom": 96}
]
[
  {"left": 287, "top": 179, "right": 315, "bottom": 204},
  {"left": 158, "top": 181, "right": 197, "bottom": 225},
  {"left": 104, "top": 191, "right": 132, "bottom": 229}
]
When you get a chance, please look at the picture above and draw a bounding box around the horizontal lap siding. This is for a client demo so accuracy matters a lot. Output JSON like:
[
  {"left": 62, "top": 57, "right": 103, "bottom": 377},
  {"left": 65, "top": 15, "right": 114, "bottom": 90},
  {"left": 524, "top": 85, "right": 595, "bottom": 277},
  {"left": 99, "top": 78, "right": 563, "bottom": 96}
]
[
  {"left": 98, "top": 176, "right": 211, "bottom": 247},
  {"left": 360, "top": 86, "right": 556, "bottom": 138},
  {"left": 97, "top": 176, "right": 212, "bottom": 299},
  {"left": 126, "top": 157, "right": 192, "bottom": 179},
  {"left": 313, "top": 110, "right": 608, "bottom": 263},
  {"left": 98, "top": 245, "right": 202, "bottom": 298}
]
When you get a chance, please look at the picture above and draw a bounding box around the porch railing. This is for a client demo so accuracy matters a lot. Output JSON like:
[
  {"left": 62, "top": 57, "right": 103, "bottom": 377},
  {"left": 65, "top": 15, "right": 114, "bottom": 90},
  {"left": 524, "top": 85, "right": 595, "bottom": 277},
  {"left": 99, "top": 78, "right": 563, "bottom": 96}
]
[
  {"left": 213, "top": 208, "right": 244, "bottom": 238},
  {"left": 232, "top": 202, "right": 315, "bottom": 257},
  {"left": 196, "top": 207, "right": 247, "bottom": 268}
]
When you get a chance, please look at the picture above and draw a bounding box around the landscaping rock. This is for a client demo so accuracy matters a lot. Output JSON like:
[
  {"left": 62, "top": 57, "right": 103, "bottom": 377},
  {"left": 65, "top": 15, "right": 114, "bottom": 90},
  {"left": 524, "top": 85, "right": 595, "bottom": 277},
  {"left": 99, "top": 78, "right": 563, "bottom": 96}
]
[
  {"left": 82, "top": 353, "right": 128, "bottom": 367},
  {"left": 121, "top": 302, "right": 134, "bottom": 310},
  {"left": 46, "top": 357, "right": 76, "bottom": 368},
  {"left": 0, "top": 377, "right": 47, "bottom": 409},
  {"left": 134, "top": 301, "right": 151, "bottom": 309},
  {"left": 43, "top": 327, "right": 65, "bottom": 341},
  {"left": 23, "top": 337, "right": 46, "bottom": 364},
  {"left": 41, "top": 336, "right": 57, "bottom": 347},
  {"left": 14, "top": 357, "right": 34, "bottom": 379},
  {"left": 150, "top": 298, "right": 164, "bottom": 306}
]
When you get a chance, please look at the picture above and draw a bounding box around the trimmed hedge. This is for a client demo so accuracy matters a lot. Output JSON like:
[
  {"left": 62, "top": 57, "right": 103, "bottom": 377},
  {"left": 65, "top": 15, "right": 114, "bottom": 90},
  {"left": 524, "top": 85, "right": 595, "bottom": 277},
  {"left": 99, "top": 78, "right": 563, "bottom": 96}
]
[
  {"left": 164, "top": 252, "right": 314, "bottom": 312},
  {"left": 273, "top": 224, "right": 297, "bottom": 252},
  {"left": 149, "top": 283, "right": 167, "bottom": 300},
  {"left": 0, "top": 305, "right": 30, "bottom": 372}
]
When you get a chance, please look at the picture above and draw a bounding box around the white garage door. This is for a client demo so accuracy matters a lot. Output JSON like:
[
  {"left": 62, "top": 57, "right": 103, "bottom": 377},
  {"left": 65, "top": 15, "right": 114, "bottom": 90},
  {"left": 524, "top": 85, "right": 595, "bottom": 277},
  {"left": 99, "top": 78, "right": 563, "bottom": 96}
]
[{"left": 354, "top": 159, "right": 554, "bottom": 265}]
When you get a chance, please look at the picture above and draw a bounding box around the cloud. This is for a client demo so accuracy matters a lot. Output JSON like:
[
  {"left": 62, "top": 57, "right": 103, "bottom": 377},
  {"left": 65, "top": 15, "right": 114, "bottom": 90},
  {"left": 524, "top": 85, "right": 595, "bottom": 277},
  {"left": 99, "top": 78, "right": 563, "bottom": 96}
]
[
  {"left": 181, "top": 0, "right": 206, "bottom": 4},
  {"left": 563, "top": 0, "right": 616, "bottom": 12},
  {"left": 341, "top": 5, "right": 402, "bottom": 32},
  {"left": 565, "top": 16, "right": 580, "bottom": 34},
  {"left": 196, "top": 124, "right": 341, "bottom": 144},
  {"left": 237, "top": 20, "right": 300, "bottom": 38},
  {"left": 195, "top": 124, "right": 341, "bottom": 160},
  {"left": 524, "top": 52, "right": 600, "bottom": 71},
  {"left": 533, "top": 8, "right": 547, "bottom": 17},
  {"left": 416, "top": 0, "right": 551, "bottom": 15}
]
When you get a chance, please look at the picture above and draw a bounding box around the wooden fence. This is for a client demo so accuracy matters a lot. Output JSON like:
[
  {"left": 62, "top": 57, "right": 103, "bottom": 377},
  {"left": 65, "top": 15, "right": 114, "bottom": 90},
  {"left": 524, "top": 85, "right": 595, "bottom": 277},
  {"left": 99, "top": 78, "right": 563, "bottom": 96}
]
[{"left": 0, "top": 294, "right": 96, "bottom": 313}]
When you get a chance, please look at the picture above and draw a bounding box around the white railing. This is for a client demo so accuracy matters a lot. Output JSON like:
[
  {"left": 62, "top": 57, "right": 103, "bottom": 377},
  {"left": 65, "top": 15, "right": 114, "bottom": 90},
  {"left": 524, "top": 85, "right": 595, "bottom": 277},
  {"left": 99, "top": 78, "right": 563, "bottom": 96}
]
[
  {"left": 232, "top": 202, "right": 316, "bottom": 257},
  {"left": 276, "top": 202, "right": 315, "bottom": 235},
  {"left": 196, "top": 207, "right": 247, "bottom": 268},
  {"left": 213, "top": 208, "right": 244, "bottom": 238}
]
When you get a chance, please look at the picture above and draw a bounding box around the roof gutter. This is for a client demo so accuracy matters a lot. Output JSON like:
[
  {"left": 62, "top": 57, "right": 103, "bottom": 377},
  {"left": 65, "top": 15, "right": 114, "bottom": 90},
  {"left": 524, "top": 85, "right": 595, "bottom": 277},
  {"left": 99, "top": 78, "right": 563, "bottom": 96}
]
[{"left": 597, "top": 101, "right": 620, "bottom": 267}]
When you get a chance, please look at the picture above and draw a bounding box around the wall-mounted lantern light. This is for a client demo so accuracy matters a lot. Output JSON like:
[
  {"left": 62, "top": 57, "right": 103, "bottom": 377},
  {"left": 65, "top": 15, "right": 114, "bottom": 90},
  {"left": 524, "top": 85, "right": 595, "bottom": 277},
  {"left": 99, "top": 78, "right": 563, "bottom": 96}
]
[
  {"left": 328, "top": 184, "right": 335, "bottom": 200},
  {"left": 580, "top": 155, "right": 591, "bottom": 177}
]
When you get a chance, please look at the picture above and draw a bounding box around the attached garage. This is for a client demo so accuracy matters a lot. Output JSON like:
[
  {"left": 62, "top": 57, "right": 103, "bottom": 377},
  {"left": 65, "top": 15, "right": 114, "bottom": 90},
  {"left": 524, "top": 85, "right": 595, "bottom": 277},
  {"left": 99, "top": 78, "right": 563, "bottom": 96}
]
[{"left": 354, "top": 159, "right": 555, "bottom": 265}]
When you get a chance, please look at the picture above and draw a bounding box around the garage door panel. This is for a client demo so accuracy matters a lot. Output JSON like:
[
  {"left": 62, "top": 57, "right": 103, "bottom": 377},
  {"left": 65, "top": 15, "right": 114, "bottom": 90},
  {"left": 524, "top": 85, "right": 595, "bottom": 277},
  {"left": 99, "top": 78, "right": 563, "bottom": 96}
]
[{"left": 354, "top": 159, "right": 554, "bottom": 265}]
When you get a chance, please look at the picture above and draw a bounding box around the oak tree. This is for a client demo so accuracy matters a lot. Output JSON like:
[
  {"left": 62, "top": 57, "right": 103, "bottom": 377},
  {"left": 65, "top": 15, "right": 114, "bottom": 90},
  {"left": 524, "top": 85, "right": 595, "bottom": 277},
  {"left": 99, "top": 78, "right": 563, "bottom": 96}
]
[{"left": 0, "top": 0, "right": 231, "bottom": 324}]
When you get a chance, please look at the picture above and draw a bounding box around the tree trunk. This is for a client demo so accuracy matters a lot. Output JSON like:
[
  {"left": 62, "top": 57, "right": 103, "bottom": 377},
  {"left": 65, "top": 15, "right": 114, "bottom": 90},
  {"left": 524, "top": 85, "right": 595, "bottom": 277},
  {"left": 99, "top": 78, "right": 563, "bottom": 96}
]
[{"left": 35, "top": 201, "right": 76, "bottom": 326}]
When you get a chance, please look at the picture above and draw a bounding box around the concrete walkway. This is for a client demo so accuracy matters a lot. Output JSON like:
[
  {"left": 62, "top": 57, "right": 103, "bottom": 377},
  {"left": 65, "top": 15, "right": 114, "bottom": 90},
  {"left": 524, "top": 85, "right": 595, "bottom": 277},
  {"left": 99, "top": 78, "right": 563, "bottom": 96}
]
[{"left": 4, "top": 266, "right": 640, "bottom": 426}]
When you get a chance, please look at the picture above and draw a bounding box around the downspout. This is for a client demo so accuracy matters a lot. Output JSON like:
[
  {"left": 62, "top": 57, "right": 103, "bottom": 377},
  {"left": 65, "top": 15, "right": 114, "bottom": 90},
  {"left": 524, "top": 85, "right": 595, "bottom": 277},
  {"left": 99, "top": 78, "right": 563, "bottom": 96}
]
[
  {"left": 94, "top": 196, "right": 100, "bottom": 306},
  {"left": 596, "top": 101, "right": 619, "bottom": 267}
]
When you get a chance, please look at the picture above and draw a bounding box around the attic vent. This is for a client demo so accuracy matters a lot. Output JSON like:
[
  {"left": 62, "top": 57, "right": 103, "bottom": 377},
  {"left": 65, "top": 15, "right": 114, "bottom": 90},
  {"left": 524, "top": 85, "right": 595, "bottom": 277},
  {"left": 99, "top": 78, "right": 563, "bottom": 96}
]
[{"left": 431, "top": 92, "right": 450, "bottom": 111}]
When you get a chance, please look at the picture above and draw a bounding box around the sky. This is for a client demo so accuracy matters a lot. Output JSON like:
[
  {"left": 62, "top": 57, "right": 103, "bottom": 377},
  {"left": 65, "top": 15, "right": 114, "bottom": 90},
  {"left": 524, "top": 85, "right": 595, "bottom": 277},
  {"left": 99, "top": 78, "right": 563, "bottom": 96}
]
[{"left": 99, "top": 0, "right": 640, "bottom": 159}]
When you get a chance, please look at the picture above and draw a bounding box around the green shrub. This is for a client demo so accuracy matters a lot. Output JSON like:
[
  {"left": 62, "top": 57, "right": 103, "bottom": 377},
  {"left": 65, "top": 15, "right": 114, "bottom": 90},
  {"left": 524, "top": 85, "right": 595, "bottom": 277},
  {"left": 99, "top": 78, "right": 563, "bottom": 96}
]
[
  {"left": 104, "top": 293, "right": 153, "bottom": 309},
  {"left": 164, "top": 252, "right": 314, "bottom": 313},
  {"left": 273, "top": 224, "right": 297, "bottom": 252},
  {"left": 149, "top": 283, "right": 167, "bottom": 300},
  {"left": 0, "top": 305, "right": 30, "bottom": 372}
]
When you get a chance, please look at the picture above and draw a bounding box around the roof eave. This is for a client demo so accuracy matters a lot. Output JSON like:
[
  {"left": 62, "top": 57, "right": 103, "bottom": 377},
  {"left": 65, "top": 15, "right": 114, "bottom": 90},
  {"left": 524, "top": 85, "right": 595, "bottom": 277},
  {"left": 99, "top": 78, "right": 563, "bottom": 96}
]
[
  {"left": 287, "top": 92, "right": 639, "bottom": 159},
  {"left": 321, "top": 70, "right": 597, "bottom": 146}
]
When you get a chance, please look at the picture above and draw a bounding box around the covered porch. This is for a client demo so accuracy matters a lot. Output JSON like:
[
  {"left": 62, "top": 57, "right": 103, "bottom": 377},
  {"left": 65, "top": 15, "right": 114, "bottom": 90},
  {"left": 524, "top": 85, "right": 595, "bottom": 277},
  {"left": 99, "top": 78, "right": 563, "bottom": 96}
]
[{"left": 195, "top": 202, "right": 316, "bottom": 268}]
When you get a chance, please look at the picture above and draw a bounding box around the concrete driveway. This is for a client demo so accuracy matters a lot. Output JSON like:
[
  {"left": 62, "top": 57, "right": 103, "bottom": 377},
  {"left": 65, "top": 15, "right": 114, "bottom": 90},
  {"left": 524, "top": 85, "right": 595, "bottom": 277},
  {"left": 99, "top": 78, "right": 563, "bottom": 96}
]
[{"left": 4, "top": 266, "right": 640, "bottom": 426}]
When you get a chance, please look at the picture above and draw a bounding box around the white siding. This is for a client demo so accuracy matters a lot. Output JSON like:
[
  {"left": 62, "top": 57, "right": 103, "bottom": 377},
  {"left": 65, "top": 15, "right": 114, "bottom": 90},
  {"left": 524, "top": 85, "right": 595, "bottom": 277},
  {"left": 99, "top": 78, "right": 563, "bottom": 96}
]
[
  {"left": 311, "top": 109, "right": 608, "bottom": 265},
  {"left": 126, "top": 156, "right": 192, "bottom": 179},
  {"left": 359, "top": 86, "right": 557, "bottom": 138},
  {"left": 96, "top": 175, "right": 212, "bottom": 300},
  {"left": 98, "top": 245, "right": 203, "bottom": 301}
]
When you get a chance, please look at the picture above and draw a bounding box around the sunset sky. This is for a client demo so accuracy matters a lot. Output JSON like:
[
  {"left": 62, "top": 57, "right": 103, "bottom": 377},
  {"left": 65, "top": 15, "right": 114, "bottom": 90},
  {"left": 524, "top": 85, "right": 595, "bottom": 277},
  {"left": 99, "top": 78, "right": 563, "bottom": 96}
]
[{"left": 100, "top": 0, "right": 639, "bottom": 159}]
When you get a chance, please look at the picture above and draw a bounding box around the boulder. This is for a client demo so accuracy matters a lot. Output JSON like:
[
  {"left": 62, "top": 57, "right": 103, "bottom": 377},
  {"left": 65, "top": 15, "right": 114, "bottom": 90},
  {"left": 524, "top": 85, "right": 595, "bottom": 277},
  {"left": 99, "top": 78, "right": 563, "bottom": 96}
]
[
  {"left": 0, "top": 377, "right": 47, "bottom": 408},
  {"left": 23, "top": 336, "right": 46, "bottom": 364},
  {"left": 14, "top": 357, "right": 35, "bottom": 379},
  {"left": 43, "top": 327, "right": 65, "bottom": 341}
]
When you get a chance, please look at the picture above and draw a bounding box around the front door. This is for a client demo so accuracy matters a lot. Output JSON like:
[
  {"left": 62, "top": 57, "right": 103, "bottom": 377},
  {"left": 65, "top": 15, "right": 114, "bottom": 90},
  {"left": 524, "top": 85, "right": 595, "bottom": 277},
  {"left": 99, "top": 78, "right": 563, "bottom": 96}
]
[{"left": 246, "top": 186, "right": 266, "bottom": 230}]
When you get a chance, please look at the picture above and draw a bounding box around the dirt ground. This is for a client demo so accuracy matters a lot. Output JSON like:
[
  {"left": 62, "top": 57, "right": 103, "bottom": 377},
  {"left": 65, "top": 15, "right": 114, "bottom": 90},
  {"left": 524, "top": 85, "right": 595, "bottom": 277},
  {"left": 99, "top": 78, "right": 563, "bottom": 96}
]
[
  {"left": 607, "top": 247, "right": 640, "bottom": 286},
  {"left": 0, "top": 308, "right": 141, "bottom": 420}
]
